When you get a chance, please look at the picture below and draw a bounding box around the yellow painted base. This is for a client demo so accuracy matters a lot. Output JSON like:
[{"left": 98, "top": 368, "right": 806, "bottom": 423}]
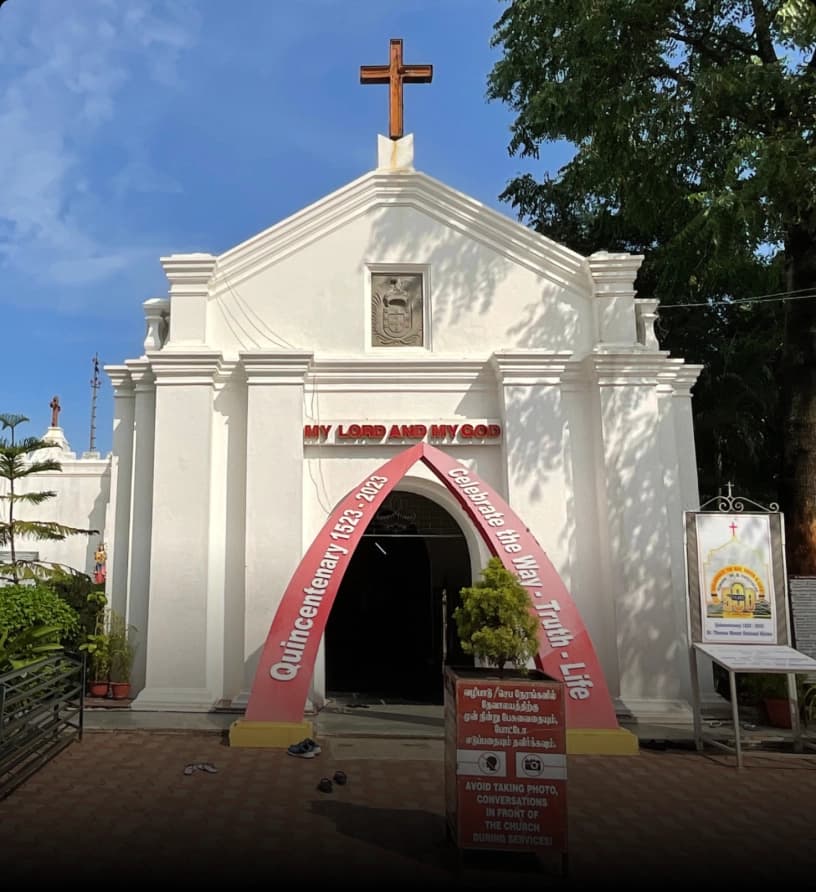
[
  {"left": 567, "top": 727, "right": 639, "bottom": 755},
  {"left": 228, "top": 719, "right": 313, "bottom": 748}
]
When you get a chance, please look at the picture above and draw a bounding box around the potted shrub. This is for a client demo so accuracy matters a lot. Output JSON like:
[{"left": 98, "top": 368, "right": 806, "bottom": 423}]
[
  {"left": 108, "top": 610, "right": 135, "bottom": 700},
  {"left": 740, "top": 672, "right": 809, "bottom": 729},
  {"left": 452, "top": 556, "right": 539, "bottom": 675},
  {"left": 445, "top": 558, "right": 568, "bottom": 865},
  {"left": 80, "top": 626, "right": 111, "bottom": 698}
]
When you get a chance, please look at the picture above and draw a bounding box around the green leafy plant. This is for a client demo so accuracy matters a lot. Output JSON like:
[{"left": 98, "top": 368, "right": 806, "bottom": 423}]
[
  {"left": 50, "top": 575, "right": 107, "bottom": 648},
  {"left": 738, "top": 671, "right": 814, "bottom": 716},
  {"left": 0, "top": 624, "right": 64, "bottom": 672},
  {"left": 802, "top": 683, "right": 816, "bottom": 728},
  {"left": 79, "top": 630, "right": 111, "bottom": 682},
  {"left": 0, "top": 583, "right": 79, "bottom": 643},
  {"left": 0, "top": 413, "right": 97, "bottom": 583},
  {"left": 487, "top": 2, "right": 816, "bottom": 570},
  {"left": 108, "top": 610, "right": 135, "bottom": 683},
  {"left": 453, "top": 557, "right": 538, "bottom": 676}
]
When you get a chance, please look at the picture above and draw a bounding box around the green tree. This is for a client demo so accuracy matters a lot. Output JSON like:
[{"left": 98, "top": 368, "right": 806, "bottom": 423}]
[
  {"left": 0, "top": 413, "right": 97, "bottom": 583},
  {"left": 487, "top": 1, "right": 816, "bottom": 570},
  {"left": 453, "top": 557, "right": 539, "bottom": 675}
]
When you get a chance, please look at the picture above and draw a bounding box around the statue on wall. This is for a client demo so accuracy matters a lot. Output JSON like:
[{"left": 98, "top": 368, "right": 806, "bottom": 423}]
[
  {"left": 93, "top": 543, "right": 107, "bottom": 585},
  {"left": 371, "top": 273, "right": 423, "bottom": 346},
  {"left": 49, "top": 395, "right": 61, "bottom": 428}
]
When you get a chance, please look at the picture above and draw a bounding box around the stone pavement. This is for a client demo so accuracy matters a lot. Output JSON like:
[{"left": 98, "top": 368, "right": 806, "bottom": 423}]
[{"left": 2, "top": 722, "right": 816, "bottom": 888}]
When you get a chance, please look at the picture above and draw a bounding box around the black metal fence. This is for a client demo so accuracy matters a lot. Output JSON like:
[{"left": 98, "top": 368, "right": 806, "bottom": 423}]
[{"left": 0, "top": 654, "right": 85, "bottom": 800}]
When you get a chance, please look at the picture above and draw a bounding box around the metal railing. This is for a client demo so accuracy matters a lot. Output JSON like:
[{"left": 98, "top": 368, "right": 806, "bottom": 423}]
[{"left": 0, "top": 653, "right": 85, "bottom": 800}]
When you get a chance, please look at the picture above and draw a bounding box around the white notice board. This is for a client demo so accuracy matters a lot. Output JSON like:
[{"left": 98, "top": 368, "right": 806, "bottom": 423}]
[{"left": 694, "top": 643, "right": 816, "bottom": 673}]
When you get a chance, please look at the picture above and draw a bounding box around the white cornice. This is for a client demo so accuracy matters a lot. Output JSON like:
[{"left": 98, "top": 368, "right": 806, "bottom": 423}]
[
  {"left": 491, "top": 351, "right": 576, "bottom": 386},
  {"left": 209, "top": 170, "right": 593, "bottom": 297},
  {"left": 240, "top": 350, "right": 313, "bottom": 384},
  {"left": 589, "top": 353, "right": 700, "bottom": 387},
  {"left": 125, "top": 358, "right": 156, "bottom": 392},
  {"left": 148, "top": 350, "right": 222, "bottom": 385},
  {"left": 160, "top": 253, "right": 217, "bottom": 286},
  {"left": 104, "top": 365, "right": 133, "bottom": 393},
  {"left": 304, "top": 356, "right": 492, "bottom": 391}
]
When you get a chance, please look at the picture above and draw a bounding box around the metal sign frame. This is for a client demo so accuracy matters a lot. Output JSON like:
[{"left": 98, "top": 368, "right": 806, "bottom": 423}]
[{"left": 683, "top": 486, "right": 816, "bottom": 768}]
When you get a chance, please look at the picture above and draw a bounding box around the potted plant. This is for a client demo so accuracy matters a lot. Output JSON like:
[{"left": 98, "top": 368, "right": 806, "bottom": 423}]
[
  {"left": 445, "top": 558, "right": 567, "bottom": 866},
  {"left": 739, "top": 672, "right": 809, "bottom": 729},
  {"left": 452, "top": 556, "right": 539, "bottom": 676},
  {"left": 802, "top": 682, "right": 816, "bottom": 729},
  {"left": 80, "top": 624, "right": 111, "bottom": 698},
  {"left": 108, "top": 610, "right": 135, "bottom": 700}
]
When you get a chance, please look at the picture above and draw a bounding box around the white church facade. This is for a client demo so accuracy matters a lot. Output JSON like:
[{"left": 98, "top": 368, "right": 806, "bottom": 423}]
[
  {"left": 5, "top": 124, "right": 711, "bottom": 726},
  {"left": 83, "top": 131, "right": 703, "bottom": 724}
]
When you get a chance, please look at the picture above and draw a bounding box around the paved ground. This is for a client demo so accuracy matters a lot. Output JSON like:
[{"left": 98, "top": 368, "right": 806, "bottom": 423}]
[{"left": 2, "top": 725, "right": 816, "bottom": 888}]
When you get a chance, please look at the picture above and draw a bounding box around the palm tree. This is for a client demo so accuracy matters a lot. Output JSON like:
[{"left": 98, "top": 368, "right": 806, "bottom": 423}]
[{"left": 0, "top": 413, "right": 97, "bottom": 583}]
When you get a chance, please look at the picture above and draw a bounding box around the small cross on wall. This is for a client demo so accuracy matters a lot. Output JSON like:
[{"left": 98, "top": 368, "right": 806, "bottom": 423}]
[
  {"left": 729, "top": 520, "right": 738, "bottom": 537},
  {"left": 360, "top": 38, "right": 433, "bottom": 140}
]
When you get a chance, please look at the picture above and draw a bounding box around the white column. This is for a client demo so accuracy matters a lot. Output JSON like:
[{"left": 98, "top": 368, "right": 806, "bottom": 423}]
[
  {"left": 103, "top": 367, "right": 134, "bottom": 620},
  {"left": 491, "top": 351, "right": 576, "bottom": 582},
  {"left": 132, "top": 351, "right": 221, "bottom": 711},
  {"left": 671, "top": 365, "right": 703, "bottom": 511},
  {"left": 208, "top": 361, "right": 246, "bottom": 704},
  {"left": 236, "top": 351, "right": 313, "bottom": 706},
  {"left": 491, "top": 351, "right": 621, "bottom": 697},
  {"left": 668, "top": 362, "right": 719, "bottom": 707},
  {"left": 593, "top": 354, "right": 693, "bottom": 722},
  {"left": 124, "top": 360, "right": 156, "bottom": 698}
]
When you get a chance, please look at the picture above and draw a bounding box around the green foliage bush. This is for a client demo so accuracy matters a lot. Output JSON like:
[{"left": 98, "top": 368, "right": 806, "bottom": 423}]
[
  {"left": 453, "top": 557, "right": 539, "bottom": 675},
  {"left": 0, "top": 584, "right": 79, "bottom": 644},
  {"left": 49, "top": 575, "right": 106, "bottom": 647}
]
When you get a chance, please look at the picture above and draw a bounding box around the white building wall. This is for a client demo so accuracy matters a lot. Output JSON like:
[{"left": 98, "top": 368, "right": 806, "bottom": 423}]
[
  {"left": 18, "top": 142, "right": 705, "bottom": 724},
  {"left": 0, "top": 434, "right": 110, "bottom": 580}
]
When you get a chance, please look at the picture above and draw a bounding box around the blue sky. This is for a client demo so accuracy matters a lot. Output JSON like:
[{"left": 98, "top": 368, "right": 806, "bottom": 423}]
[{"left": 0, "top": 1, "right": 572, "bottom": 455}]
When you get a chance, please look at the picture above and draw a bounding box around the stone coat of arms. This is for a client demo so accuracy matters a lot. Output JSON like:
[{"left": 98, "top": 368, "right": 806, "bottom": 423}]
[{"left": 371, "top": 274, "right": 423, "bottom": 346}]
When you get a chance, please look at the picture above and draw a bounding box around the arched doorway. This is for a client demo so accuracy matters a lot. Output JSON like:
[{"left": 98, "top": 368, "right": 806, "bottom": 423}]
[{"left": 325, "top": 490, "right": 472, "bottom": 704}]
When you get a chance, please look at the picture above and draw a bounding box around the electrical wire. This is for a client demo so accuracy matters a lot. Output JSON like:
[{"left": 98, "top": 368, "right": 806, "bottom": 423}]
[{"left": 659, "top": 287, "right": 816, "bottom": 309}]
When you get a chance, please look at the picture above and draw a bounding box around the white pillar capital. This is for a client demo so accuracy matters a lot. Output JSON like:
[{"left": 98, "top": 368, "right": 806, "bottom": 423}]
[
  {"left": 490, "top": 351, "right": 574, "bottom": 386},
  {"left": 105, "top": 365, "right": 134, "bottom": 395},
  {"left": 239, "top": 351, "right": 314, "bottom": 385},
  {"left": 149, "top": 351, "right": 223, "bottom": 385}
]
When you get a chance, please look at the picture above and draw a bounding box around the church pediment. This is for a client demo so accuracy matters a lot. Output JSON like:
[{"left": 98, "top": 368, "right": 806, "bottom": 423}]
[{"left": 210, "top": 166, "right": 590, "bottom": 298}]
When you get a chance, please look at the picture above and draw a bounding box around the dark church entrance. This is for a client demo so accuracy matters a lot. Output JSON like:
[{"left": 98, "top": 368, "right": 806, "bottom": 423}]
[{"left": 325, "top": 490, "right": 473, "bottom": 704}]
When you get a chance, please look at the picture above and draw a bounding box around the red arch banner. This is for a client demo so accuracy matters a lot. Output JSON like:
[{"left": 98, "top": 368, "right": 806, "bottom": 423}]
[{"left": 245, "top": 443, "right": 618, "bottom": 729}]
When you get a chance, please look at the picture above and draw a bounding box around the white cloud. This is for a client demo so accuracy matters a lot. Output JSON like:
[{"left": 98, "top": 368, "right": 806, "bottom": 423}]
[{"left": 0, "top": 0, "right": 200, "bottom": 295}]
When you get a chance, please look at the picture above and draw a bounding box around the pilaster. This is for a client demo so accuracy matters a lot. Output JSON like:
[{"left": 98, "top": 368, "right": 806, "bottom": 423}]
[
  {"left": 103, "top": 366, "right": 135, "bottom": 621},
  {"left": 591, "top": 353, "right": 694, "bottom": 721},
  {"left": 124, "top": 360, "right": 156, "bottom": 697},
  {"left": 132, "top": 351, "right": 222, "bottom": 711},
  {"left": 236, "top": 351, "right": 313, "bottom": 706},
  {"left": 490, "top": 351, "right": 575, "bottom": 584}
]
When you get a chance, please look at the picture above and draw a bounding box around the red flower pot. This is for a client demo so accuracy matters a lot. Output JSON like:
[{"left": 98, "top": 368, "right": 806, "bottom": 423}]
[
  {"left": 764, "top": 697, "right": 793, "bottom": 729},
  {"left": 88, "top": 681, "right": 109, "bottom": 698},
  {"left": 110, "top": 682, "right": 131, "bottom": 700}
]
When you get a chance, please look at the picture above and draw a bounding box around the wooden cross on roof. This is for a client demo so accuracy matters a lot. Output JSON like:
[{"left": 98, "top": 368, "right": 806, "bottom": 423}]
[{"left": 360, "top": 38, "right": 433, "bottom": 140}]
